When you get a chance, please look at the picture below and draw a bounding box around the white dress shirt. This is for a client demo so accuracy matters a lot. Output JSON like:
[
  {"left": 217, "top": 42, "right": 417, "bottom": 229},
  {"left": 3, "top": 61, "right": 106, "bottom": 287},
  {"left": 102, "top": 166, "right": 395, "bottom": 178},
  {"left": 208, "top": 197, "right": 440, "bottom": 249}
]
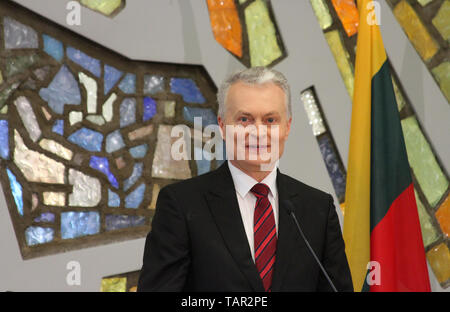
[{"left": 227, "top": 160, "right": 279, "bottom": 263}]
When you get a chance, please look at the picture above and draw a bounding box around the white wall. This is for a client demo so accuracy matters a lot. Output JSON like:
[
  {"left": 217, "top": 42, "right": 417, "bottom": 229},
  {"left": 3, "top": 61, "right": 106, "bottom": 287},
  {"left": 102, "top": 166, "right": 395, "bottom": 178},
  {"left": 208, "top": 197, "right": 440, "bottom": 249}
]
[{"left": 0, "top": 0, "right": 448, "bottom": 291}]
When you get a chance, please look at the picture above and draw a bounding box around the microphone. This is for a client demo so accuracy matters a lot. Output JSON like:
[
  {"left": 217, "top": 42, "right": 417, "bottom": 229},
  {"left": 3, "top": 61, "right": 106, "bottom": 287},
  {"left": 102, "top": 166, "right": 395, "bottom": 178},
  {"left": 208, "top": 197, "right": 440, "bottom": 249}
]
[{"left": 283, "top": 199, "right": 338, "bottom": 292}]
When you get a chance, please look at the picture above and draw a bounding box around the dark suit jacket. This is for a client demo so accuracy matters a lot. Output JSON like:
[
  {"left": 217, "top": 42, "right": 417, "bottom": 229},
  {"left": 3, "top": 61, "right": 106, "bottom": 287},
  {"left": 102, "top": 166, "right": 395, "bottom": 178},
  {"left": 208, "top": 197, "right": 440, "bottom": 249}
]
[{"left": 137, "top": 162, "right": 353, "bottom": 292}]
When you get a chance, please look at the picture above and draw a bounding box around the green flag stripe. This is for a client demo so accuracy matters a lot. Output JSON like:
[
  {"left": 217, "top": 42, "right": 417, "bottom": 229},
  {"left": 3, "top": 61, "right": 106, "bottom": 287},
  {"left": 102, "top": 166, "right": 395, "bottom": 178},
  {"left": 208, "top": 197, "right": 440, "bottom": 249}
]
[{"left": 370, "top": 61, "right": 412, "bottom": 232}]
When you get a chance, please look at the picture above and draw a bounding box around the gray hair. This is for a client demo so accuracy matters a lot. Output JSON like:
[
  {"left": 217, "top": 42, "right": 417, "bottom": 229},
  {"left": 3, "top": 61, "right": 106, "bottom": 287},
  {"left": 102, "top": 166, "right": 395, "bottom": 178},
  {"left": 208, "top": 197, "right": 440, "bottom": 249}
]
[{"left": 217, "top": 66, "right": 292, "bottom": 119}]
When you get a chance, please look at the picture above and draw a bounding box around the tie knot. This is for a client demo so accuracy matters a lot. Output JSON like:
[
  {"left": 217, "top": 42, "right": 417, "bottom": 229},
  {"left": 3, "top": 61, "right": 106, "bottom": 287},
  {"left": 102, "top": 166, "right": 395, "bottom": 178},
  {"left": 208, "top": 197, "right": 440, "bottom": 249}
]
[{"left": 250, "top": 183, "right": 270, "bottom": 198}]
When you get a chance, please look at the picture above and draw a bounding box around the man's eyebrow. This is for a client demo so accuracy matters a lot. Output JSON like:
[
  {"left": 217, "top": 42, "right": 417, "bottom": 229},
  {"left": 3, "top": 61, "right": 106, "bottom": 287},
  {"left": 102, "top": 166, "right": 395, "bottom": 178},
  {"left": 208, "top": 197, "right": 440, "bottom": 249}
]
[
  {"left": 234, "top": 111, "right": 281, "bottom": 116},
  {"left": 263, "top": 111, "right": 280, "bottom": 116}
]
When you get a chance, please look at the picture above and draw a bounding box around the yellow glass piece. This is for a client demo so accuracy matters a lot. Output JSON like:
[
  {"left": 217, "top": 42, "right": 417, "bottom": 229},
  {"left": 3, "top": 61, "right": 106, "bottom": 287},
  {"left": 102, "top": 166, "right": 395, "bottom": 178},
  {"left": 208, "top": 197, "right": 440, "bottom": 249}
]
[
  {"left": 431, "top": 61, "right": 450, "bottom": 103},
  {"left": 417, "top": 0, "right": 433, "bottom": 6},
  {"left": 43, "top": 192, "right": 65, "bottom": 206},
  {"left": 426, "top": 243, "right": 450, "bottom": 285},
  {"left": 331, "top": 0, "right": 359, "bottom": 37},
  {"left": 393, "top": 1, "right": 439, "bottom": 62},
  {"left": 436, "top": 194, "right": 450, "bottom": 238},
  {"left": 391, "top": 76, "right": 406, "bottom": 111},
  {"left": 149, "top": 184, "right": 160, "bottom": 210},
  {"left": 324, "top": 30, "right": 354, "bottom": 98},
  {"left": 245, "top": 0, "right": 283, "bottom": 67},
  {"left": 0, "top": 70, "right": 3, "bottom": 85},
  {"left": 415, "top": 190, "right": 439, "bottom": 247},
  {"left": 128, "top": 286, "right": 137, "bottom": 292},
  {"left": 80, "top": 0, "right": 123, "bottom": 16},
  {"left": 207, "top": 0, "right": 243, "bottom": 58},
  {"left": 100, "top": 277, "right": 127, "bottom": 292},
  {"left": 432, "top": 0, "right": 450, "bottom": 42},
  {"left": 310, "top": 0, "right": 333, "bottom": 30}
]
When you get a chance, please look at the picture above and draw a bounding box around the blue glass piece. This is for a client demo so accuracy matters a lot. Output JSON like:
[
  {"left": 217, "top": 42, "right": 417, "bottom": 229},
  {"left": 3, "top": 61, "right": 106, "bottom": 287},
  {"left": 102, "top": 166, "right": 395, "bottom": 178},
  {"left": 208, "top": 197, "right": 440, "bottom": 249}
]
[
  {"left": 106, "top": 130, "right": 125, "bottom": 153},
  {"left": 25, "top": 226, "right": 54, "bottom": 246},
  {"left": 61, "top": 211, "right": 100, "bottom": 239},
  {"left": 123, "top": 163, "right": 143, "bottom": 191},
  {"left": 43, "top": 34, "right": 64, "bottom": 62},
  {"left": 170, "top": 78, "right": 205, "bottom": 104},
  {"left": 195, "top": 146, "right": 211, "bottom": 175},
  {"left": 143, "top": 97, "right": 157, "bottom": 122},
  {"left": 66, "top": 46, "right": 101, "bottom": 77},
  {"left": 68, "top": 128, "right": 103, "bottom": 152},
  {"left": 183, "top": 106, "right": 218, "bottom": 127},
  {"left": 39, "top": 65, "right": 81, "bottom": 114},
  {"left": 125, "top": 184, "right": 146, "bottom": 209},
  {"left": 108, "top": 189, "right": 120, "bottom": 207},
  {"left": 120, "top": 98, "right": 136, "bottom": 128},
  {"left": 6, "top": 169, "right": 23, "bottom": 216},
  {"left": 144, "top": 75, "right": 165, "bottom": 94},
  {"left": 105, "top": 214, "right": 146, "bottom": 231},
  {"left": 104, "top": 64, "right": 123, "bottom": 95},
  {"left": 89, "top": 156, "right": 119, "bottom": 188},
  {"left": 52, "top": 119, "right": 64, "bottom": 135},
  {"left": 34, "top": 212, "right": 55, "bottom": 223},
  {"left": 0, "top": 120, "right": 9, "bottom": 159},
  {"left": 129, "top": 144, "right": 148, "bottom": 159},
  {"left": 118, "top": 73, "right": 136, "bottom": 94},
  {"left": 318, "top": 135, "right": 346, "bottom": 202}
]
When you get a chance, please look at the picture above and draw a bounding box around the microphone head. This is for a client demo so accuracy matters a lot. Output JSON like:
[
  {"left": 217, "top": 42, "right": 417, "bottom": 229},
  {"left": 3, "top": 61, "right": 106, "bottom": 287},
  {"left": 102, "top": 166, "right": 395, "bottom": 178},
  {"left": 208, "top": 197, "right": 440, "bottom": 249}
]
[{"left": 282, "top": 199, "right": 295, "bottom": 214}]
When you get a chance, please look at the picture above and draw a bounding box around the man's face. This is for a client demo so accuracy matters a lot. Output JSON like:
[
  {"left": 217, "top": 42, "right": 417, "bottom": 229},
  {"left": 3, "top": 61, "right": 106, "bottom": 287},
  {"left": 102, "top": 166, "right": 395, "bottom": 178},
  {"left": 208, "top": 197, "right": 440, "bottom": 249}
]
[{"left": 217, "top": 81, "right": 292, "bottom": 171}]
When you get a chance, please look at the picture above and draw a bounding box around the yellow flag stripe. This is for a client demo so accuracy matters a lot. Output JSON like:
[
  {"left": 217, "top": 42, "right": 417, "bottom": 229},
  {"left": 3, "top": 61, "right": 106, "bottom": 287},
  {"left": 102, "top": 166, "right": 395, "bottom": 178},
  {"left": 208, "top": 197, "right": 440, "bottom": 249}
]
[{"left": 343, "top": 0, "right": 387, "bottom": 292}]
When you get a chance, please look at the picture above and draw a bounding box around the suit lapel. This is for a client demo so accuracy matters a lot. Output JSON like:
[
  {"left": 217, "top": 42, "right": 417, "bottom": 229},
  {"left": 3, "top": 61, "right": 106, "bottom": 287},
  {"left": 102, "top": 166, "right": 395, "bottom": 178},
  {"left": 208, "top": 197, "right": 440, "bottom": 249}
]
[
  {"left": 205, "top": 162, "right": 265, "bottom": 292},
  {"left": 271, "top": 169, "right": 303, "bottom": 292}
]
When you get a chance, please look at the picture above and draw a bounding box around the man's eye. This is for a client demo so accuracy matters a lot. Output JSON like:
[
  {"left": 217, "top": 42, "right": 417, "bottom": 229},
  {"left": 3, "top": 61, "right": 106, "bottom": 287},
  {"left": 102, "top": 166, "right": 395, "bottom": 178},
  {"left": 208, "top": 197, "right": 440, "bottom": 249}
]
[
  {"left": 240, "top": 117, "right": 248, "bottom": 122},
  {"left": 267, "top": 118, "right": 274, "bottom": 123}
]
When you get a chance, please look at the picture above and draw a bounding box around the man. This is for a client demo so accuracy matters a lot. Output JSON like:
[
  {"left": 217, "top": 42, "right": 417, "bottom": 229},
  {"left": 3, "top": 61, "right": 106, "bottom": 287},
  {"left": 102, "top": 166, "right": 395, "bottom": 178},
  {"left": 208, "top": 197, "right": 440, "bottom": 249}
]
[{"left": 137, "top": 67, "right": 353, "bottom": 292}]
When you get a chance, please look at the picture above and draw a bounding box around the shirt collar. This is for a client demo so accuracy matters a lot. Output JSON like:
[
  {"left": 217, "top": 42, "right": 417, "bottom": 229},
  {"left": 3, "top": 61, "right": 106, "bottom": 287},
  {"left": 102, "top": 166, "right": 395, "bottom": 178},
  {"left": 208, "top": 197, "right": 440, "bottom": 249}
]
[{"left": 228, "top": 160, "right": 278, "bottom": 199}]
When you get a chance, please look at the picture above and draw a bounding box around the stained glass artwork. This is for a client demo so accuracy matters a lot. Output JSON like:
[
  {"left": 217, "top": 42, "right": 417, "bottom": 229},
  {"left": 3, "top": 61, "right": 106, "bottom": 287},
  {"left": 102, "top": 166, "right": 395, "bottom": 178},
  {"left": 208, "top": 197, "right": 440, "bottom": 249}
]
[
  {"left": 79, "top": 0, "right": 125, "bottom": 17},
  {"left": 330, "top": 0, "right": 359, "bottom": 37},
  {"left": 39, "top": 65, "right": 82, "bottom": 114},
  {"left": 108, "top": 189, "right": 120, "bottom": 207},
  {"left": 120, "top": 98, "right": 136, "bottom": 128},
  {"left": 0, "top": 1, "right": 219, "bottom": 259},
  {"left": 310, "top": 0, "right": 332, "bottom": 30},
  {"left": 90, "top": 156, "right": 119, "bottom": 189},
  {"left": 6, "top": 168, "right": 23, "bottom": 216},
  {"left": 143, "top": 97, "right": 157, "bottom": 122},
  {"left": 392, "top": 1, "right": 439, "bottom": 62},
  {"left": 415, "top": 190, "right": 439, "bottom": 248},
  {"left": 300, "top": 89, "right": 326, "bottom": 136},
  {"left": 129, "top": 144, "right": 148, "bottom": 159},
  {"left": 67, "top": 46, "right": 101, "bottom": 77},
  {"left": 3, "top": 16, "right": 38, "bottom": 49},
  {"left": 432, "top": 62, "right": 450, "bottom": 103},
  {"left": 170, "top": 78, "right": 206, "bottom": 104},
  {"left": 106, "top": 130, "right": 125, "bottom": 154},
  {"left": 61, "top": 211, "right": 100, "bottom": 239},
  {"left": 105, "top": 215, "right": 146, "bottom": 231},
  {"left": 0, "top": 120, "right": 9, "bottom": 159},
  {"left": 432, "top": 0, "right": 450, "bottom": 42},
  {"left": 34, "top": 212, "right": 55, "bottom": 223},
  {"left": 183, "top": 106, "right": 217, "bottom": 127},
  {"left": 100, "top": 271, "right": 140, "bottom": 292},
  {"left": 125, "top": 184, "right": 146, "bottom": 209},
  {"left": 426, "top": 243, "right": 450, "bottom": 287},
  {"left": 144, "top": 75, "right": 165, "bottom": 95},
  {"left": 148, "top": 184, "right": 160, "bottom": 210},
  {"left": 104, "top": 65, "right": 123, "bottom": 95},
  {"left": 68, "top": 128, "right": 104, "bottom": 152},
  {"left": 25, "top": 227, "right": 54, "bottom": 246},
  {"left": 118, "top": 73, "right": 136, "bottom": 94},
  {"left": 43, "top": 34, "right": 64, "bottom": 61},
  {"left": 206, "top": 0, "right": 286, "bottom": 68},
  {"left": 206, "top": 0, "right": 243, "bottom": 58},
  {"left": 436, "top": 194, "right": 450, "bottom": 238},
  {"left": 401, "top": 116, "right": 448, "bottom": 208}
]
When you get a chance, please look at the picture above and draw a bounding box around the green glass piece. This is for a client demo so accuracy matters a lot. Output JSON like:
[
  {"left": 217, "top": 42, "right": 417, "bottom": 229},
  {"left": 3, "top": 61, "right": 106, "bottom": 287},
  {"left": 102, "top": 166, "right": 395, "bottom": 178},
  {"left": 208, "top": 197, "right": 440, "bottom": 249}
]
[
  {"left": 417, "top": 0, "right": 433, "bottom": 6},
  {"left": 415, "top": 189, "right": 439, "bottom": 248},
  {"left": 0, "top": 82, "right": 20, "bottom": 108},
  {"left": 80, "top": 0, "right": 123, "bottom": 16},
  {"left": 245, "top": 0, "right": 283, "bottom": 67},
  {"left": 432, "top": 0, "right": 450, "bottom": 42},
  {"left": 239, "top": 0, "right": 248, "bottom": 4},
  {"left": 401, "top": 117, "right": 449, "bottom": 208},
  {"left": 5, "top": 54, "right": 39, "bottom": 78},
  {"left": 391, "top": 76, "right": 406, "bottom": 111},
  {"left": 100, "top": 277, "right": 127, "bottom": 292},
  {"left": 310, "top": 0, "right": 333, "bottom": 30},
  {"left": 324, "top": 30, "right": 354, "bottom": 98},
  {"left": 431, "top": 61, "right": 450, "bottom": 103}
]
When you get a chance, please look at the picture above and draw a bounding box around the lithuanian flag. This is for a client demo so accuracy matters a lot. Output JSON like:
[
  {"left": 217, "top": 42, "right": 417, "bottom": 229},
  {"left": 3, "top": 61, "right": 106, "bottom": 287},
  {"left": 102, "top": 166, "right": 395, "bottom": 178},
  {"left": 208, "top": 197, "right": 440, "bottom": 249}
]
[{"left": 343, "top": 0, "right": 431, "bottom": 292}]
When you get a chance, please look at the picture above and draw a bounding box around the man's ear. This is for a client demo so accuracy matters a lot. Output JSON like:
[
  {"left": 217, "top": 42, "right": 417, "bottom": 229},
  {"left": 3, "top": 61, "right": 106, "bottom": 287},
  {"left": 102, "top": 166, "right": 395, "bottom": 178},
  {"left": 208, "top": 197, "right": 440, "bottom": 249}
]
[
  {"left": 217, "top": 115, "right": 225, "bottom": 141},
  {"left": 286, "top": 116, "right": 292, "bottom": 137}
]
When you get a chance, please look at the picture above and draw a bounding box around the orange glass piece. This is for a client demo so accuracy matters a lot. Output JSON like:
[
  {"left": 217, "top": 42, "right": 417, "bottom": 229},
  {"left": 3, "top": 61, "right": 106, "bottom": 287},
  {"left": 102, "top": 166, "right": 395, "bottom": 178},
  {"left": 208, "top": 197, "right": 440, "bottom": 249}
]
[
  {"left": 436, "top": 194, "right": 450, "bottom": 238},
  {"left": 207, "top": 0, "right": 243, "bottom": 57},
  {"left": 331, "top": 0, "right": 359, "bottom": 37}
]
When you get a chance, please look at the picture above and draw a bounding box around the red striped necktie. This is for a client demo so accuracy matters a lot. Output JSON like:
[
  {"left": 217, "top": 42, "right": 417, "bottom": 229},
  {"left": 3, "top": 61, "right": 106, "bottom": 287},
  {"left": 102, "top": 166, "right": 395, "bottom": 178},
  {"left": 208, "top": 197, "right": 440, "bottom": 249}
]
[{"left": 250, "top": 183, "right": 277, "bottom": 292}]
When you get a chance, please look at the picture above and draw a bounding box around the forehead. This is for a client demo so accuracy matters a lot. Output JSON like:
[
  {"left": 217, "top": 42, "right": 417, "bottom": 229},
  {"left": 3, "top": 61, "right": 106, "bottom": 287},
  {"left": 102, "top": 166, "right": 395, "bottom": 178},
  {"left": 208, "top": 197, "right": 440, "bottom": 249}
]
[{"left": 227, "top": 81, "right": 285, "bottom": 104}]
